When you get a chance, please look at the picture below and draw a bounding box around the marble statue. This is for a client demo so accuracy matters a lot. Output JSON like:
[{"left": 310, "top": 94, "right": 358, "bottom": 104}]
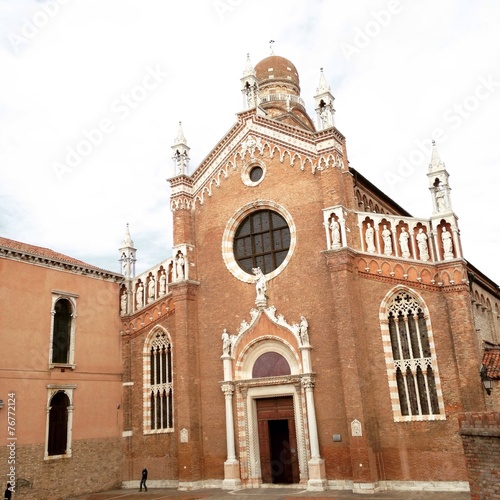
[
  {"left": 399, "top": 227, "right": 410, "bottom": 258},
  {"left": 442, "top": 227, "right": 453, "bottom": 258},
  {"left": 365, "top": 223, "right": 376, "bottom": 253},
  {"left": 382, "top": 225, "right": 393, "bottom": 255},
  {"left": 159, "top": 271, "right": 166, "bottom": 295},
  {"left": 416, "top": 228, "right": 430, "bottom": 262},
  {"left": 299, "top": 316, "right": 309, "bottom": 345},
  {"left": 136, "top": 283, "right": 144, "bottom": 308},
  {"left": 330, "top": 218, "right": 341, "bottom": 247},
  {"left": 120, "top": 290, "right": 127, "bottom": 315},
  {"left": 436, "top": 188, "right": 447, "bottom": 212},
  {"left": 148, "top": 277, "right": 155, "bottom": 303},
  {"left": 253, "top": 267, "right": 267, "bottom": 302},
  {"left": 176, "top": 252, "right": 185, "bottom": 280},
  {"left": 222, "top": 329, "right": 231, "bottom": 356}
]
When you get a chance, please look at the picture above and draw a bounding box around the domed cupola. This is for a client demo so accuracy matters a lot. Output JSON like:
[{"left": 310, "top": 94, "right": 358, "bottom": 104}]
[
  {"left": 251, "top": 54, "right": 315, "bottom": 132},
  {"left": 255, "top": 55, "right": 301, "bottom": 96}
]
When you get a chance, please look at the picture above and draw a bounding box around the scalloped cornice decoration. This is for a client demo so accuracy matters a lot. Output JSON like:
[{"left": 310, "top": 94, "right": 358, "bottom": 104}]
[{"left": 170, "top": 114, "right": 345, "bottom": 211}]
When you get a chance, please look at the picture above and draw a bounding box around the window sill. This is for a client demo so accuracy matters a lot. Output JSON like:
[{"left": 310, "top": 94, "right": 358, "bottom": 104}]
[
  {"left": 49, "top": 363, "right": 76, "bottom": 371},
  {"left": 44, "top": 452, "right": 72, "bottom": 461}
]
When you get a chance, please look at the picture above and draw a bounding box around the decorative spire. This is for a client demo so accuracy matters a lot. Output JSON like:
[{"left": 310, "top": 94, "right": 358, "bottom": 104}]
[
  {"left": 429, "top": 140, "right": 445, "bottom": 172},
  {"left": 269, "top": 39, "right": 275, "bottom": 55},
  {"left": 240, "top": 53, "right": 259, "bottom": 110},
  {"left": 118, "top": 223, "right": 137, "bottom": 278},
  {"left": 427, "top": 141, "right": 453, "bottom": 215},
  {"left": 242, "top": 53, "right": 255, "bottom": 77},
  {"left": 171, "top": 121, "right": 190, "bottom": 176},
  {"left": 122, "top": 223, "right": 134, "bottom": 247},
  {"left": 316, "top": 68, "right": 330, "bottom": 93},
  {"left": 313, "top": 67, "right": 335, "bottom": 131}
]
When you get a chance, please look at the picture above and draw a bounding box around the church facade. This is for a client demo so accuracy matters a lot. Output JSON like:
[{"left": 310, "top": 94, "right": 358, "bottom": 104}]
[
  {"left": 118, "top": 53, "right": 500, "bottom": 493},
  {"left": 1, "top": 52, "right": 499, "bottom": 499}
]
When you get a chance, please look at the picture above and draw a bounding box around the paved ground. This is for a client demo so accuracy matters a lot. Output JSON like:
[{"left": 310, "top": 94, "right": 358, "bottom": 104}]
[{"left": 71, "top": 486, "right": 472, "bottom": 500}]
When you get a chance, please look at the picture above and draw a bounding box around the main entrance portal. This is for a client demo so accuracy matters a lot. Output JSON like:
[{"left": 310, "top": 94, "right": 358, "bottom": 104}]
[{"left": 256, "top": 396, "right": 300, "bottom": 484}]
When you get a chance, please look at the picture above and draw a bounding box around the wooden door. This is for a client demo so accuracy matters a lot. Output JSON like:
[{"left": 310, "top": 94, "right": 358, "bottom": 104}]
[{"left": 256, "top": 397, "right": 299, "bottom": 484}]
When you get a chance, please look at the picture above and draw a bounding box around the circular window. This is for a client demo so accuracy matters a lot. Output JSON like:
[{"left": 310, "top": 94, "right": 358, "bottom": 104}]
[
  {"left": 222, "top": 201, "right": 296, "bottom": 283},
  {"left": 241, "top": 161, "right": 266, "bottom": 187},
  {"left": 249, "top": 166, "right": 263, "bottom": 182},
  {"left": 234, "top": 210, "right": 290, "bottom": 275}
]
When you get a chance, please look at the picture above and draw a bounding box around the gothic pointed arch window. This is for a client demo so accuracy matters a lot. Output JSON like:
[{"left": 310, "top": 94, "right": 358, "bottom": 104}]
[
  {"left": 381, "top": 289, "right": 445, "bottom": 421},
  {"left": 144, "top": 329, "right": 173, "bottom": 433}
]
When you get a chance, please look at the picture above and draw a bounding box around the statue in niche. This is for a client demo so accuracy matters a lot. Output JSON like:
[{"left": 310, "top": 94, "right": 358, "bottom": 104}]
[
  {"left": 121, "top": 253, "right": 129, "bottom": 276},
  {"left": 365, "top": 223, "right": 376, "bottom": 253},
  {"left": 148, "top": 277, "right": 155, "bottom": 303},
  {"left": 382, "top": 225, "right": 393, "bottom": 255},
  {"left": 441, "top": 227, "right": 454, "bottom": 258},
  {"left": 319, "top": 105, "right": 330, "bottom": 128},
  {"left": 175, "top": 150, "right": 188, "bottom": 175},
  {"left": 436, "top": 188, "right": 447, "bottom": 212},
  {"left": 253, "top": 267, "right": 267, "bottom": 301},
  {"left": 299, "top": 316, "right": 309, "bottom": 345},
  {"left": 399, "top": 227, "right": 411, "bottom": 258},
  {"left": 221, "top": 329, "right": 232, "bottom": 356},
  {"left": 159, "top": 270, "right": 166, "bottom": 295},
  {"left": 330, "top": 218, "right": 341, "bottom": 248},
  {"left": 176, "top": 252, "right": 185, "bottom": 280},
  {"left": 136, "top": 283, "right": 144, "bottom": 308},
  {"left": 416, "top": 228, "right": 430, "bottom": 262},
  {"left": 120, "top": 290, "right": 128, "bottom": 315}
]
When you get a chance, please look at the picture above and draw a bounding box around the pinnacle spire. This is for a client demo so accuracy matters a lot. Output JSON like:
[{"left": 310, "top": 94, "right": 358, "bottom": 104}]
[
  {"left": 172, "top": 122, "right": 190, "bottom": 175},
  {"left": 119, "top": 223, "right": 137, "bottom": 278},
  {"left": 313, "top": 67, "right": 335, "bottom": 131},
  {"left": 243, "top": 53, "right": 255, "bottom": 77},
  {"left": 429, "top": 140, "right": 445, "bottom": 172},
  {"left": 174, "top": 121, "right": 187, "bottom": 146},
  {"left": 122, "top": 223, "right": 134, "bottom": 247},
  {"left": 316, "top": 67, "right": 330, "bottom": 93}
]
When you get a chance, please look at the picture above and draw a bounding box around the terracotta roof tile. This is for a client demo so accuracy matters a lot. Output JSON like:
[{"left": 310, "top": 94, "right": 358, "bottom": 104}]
[
  {"left": 0, "top": 236, "right": 117, "bottom": 275},
  {"left": 482, "top": 349, "right": 500, "bottom": 380}
]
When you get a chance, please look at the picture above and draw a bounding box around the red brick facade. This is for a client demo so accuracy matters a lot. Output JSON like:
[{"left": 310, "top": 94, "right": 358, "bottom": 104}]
[
  {"left": 3, "top": 53, "right": 499, "bottom": 498},
  {"left": 120, "top": 54, "right": 500, "bottom": 494},
  {"left": 459, "top": 412, "right": 500, "bottom": 499}
]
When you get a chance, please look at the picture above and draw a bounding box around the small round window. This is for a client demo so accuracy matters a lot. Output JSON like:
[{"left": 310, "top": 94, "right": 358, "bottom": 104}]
[
  {"left": 241, "top": 161, "right": 266, "bottom": 186},
  {"left": 233, "top": 209, "right": 291, "bottom": 275},
  {"left": 249, "top": 166, "right": 263, "bottom": 182}
]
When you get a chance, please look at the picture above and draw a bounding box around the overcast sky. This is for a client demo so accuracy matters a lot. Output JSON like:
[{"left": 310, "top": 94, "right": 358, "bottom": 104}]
[{"left": 1, "top": 0, "right": 499, "bottom": 283}]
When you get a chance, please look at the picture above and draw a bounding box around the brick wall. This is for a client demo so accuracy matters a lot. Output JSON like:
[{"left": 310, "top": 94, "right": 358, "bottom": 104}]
[
  {"left": 0, "top": 437, "right": 122, "bottom": 500},
  {"left": 459, "top": 412, "right": 500, "bottom": 499}
]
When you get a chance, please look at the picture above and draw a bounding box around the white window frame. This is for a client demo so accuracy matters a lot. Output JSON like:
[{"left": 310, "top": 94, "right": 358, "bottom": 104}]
[
  {"left": 44, "top": 385, "right": 76, "bottom": 460},
  {"left": 380, "top": 286, "right": 446, "bottom": 422},
  {"left": 143, "top": 327, "right": 174, "bottom": 434},
  {"left": 49, "top": 290, "right": 78, "bottom": 369}
]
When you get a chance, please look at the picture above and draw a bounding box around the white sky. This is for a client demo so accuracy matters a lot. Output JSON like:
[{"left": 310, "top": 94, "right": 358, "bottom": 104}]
[{"left": 1, "top": 0, "right": 499, "bottom": 283}]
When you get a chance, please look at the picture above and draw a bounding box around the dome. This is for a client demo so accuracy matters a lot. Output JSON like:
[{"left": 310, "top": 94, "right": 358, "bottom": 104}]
[{"left": 255, "top": 55, "right": 300, "bottom": 89}]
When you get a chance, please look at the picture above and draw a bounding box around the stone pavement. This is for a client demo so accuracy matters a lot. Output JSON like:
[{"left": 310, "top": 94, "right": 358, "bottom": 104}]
[{"left": 71, "top": 486, "right": 472, "bottom": 500}]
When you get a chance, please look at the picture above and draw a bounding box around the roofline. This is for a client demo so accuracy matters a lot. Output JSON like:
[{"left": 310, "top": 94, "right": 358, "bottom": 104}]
[
  {"left": 466, "top": 260, "right": 500, "bottom": 297},
  {"left": 350, "top": 167, "right": 412, "bottom": 217},
  {"left": 0, "top": 243, "right": 124, "bottom": 282}
]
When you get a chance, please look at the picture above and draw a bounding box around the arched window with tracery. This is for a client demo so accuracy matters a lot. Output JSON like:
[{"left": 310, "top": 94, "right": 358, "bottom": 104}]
[
  {"left": 145, "top": 329, "right": 173, "bottom": 432},
  {"left": 382, "top": 289, "right": 445, "bottom": 421}
]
